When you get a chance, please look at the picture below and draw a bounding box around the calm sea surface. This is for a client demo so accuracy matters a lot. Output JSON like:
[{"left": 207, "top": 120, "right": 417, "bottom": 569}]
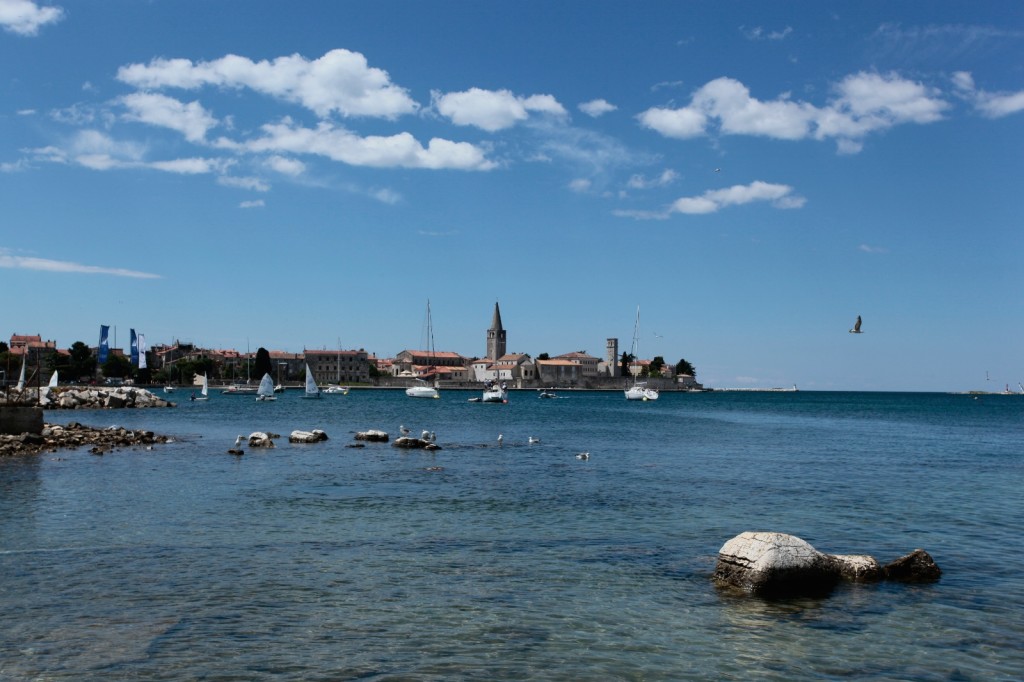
[{"left": 2, "top": 389, "right": 1022, "bottom": 680}]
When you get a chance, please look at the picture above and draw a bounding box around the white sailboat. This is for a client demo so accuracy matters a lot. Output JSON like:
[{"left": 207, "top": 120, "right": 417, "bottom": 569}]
[
  {"left": 48, "top": 370, "right": 58, "bottom": 389},
  {"left": 625, "top": 307, "right": 659, "bottom": 401},
  {"left": 14, "top": 353, "right": 26, "bottom": 391},
  {"left": 256, "top": 373, "right": 276, "bottom": 401},
  {"left": 191, "top": 373, "right": 209, "bottom": 401},
  {"left": 303, "top": 363, "right": 320, "bottom": 399},
  {"left": 406, "top": 300, "right": 440, "bottom": 399}
]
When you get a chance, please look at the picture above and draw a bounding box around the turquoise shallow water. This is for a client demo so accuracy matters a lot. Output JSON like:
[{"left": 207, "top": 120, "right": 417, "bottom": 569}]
[{"left": 2, "top": 389, "right": 1023, "bottom": 680}]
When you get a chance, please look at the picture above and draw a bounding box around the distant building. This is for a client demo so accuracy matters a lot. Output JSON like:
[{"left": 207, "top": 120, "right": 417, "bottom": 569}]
[
  {"left": 536, "top": 358, "right": 584, "bottom": 385},
  {"left": 9, "top": 333, "right": 57, "bottom": 367},
  {"left": 471, "top": 352, "right": 533, "bottom": 382},
  {"left": 604, "top": 338, "right": 620, "bottom": 377},
  {"left": 554, "top": 351, "right": 601, "bottom": 378},
  {"left": 305, "top": 348, "right": 369, "bottom": 385}
]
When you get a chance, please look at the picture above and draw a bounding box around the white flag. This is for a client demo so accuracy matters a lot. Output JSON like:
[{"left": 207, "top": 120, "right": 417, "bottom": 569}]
[{"left": 138, "top": 333, "right": 148, "bottom": 369}]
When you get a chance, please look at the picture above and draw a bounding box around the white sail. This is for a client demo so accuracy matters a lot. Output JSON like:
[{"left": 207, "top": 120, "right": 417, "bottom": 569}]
[
  {"left": 256, "top": 373, "right": 276, "bottom": 401},
  {"left": 48, "top": 370, "right": 58, "bottom": 388},
  {"left": 304, "top": 363, "right": 320, "bottom": 398},
  {"left": 15, "top": 353, "right": 26, "bottom": 391},
  {"left": 201, "top": 373, "right": 209, "bottom": 397}
]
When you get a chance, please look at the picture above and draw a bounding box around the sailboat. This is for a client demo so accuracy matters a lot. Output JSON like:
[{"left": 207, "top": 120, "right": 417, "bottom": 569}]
[
  {"left": 625, "top": 307, "right": 659, "bottom": 401},
  {"left": 191, "top": 373, "right": 210, "bottom": 401},
  {"left": 302, "top": 363, "right": 321, "bottom": 399},
  {"left": 48, "top": 370, "right": 58, "bottom": 389},
  {"left": 256, "top": 373, "right": 276, "bottom": 401},
  {"left": 406, "top": 300, "right": 440, "bottom": 399},
  {"left": 14, "top": 353, "right": 26, "bottom": 391}
]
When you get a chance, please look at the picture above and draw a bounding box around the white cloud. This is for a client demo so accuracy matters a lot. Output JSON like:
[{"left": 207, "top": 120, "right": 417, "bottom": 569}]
[
  {"left": 240, "top": 200, "right": 265, "bottom": 209},
  {"left": 117, "top": 49, "right": 418, "bottom": 119},
  {"left": 639, "top": 72, "right": 949, "bottom": 151},
  {"left": 370, "top": 187, "right": 401, "bottom": 204},
  {"left": 623, "top": 181, "right": 803, "bottom": 218},
  {"left": 858, "top": 243, "right": 889, "bottom": 254},
  {"left": 149, "top": 157, "right": 232, "bottom": 175},
  {"left": 952, "top": 70, "right": 1024, "bottom": 118},
  {"left": 569, "top": 178, "right": 591, "bottom": 193},
  {"left": 578, "top": 99, "right": 617, "bottom": 117},
  {"left": 238, "top": 118, "right": 496, "bottom": 170},
  {"left": 433, "top": 87, "right": 567, "bottom": 131},
  {"left": 0, "top": 0, "right": 64, "bottom": 36},
  {"left": 120, "top": 92, "right": 218, "bottom": 142},
  {"left": 626, "top": 169, "right": 678, "bottom": 189},
  {"left": 218, "top": 175, "right": 270, "bottom": 192},
  {"left": 741, "top": 25, "right": 793, "bottom": 41},
  {"left": 0, "top": 248, "right": 161, "bottom": 278},
  {"left": 264, "top": 155, "right": 306, "bottom": 176}
]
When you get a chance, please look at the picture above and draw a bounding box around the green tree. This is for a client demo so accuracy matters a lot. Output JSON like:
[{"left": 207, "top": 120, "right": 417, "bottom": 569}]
[
  {"left": 536, "top": 352, "right": 550, "bottom": 360},
  {"left": 675, "top": 358, "right": 696, "bottom": 377},
  {"left": 102, "top": 354, "right": 133, "bottom": 379},
  {"left": 253, "top": 347, "right": 272, "bottom": 380},
  {"left": 650, "top": 356, "right": 666, "bottom": 376},
  {"left": 620, "top": 351, "right": 635, "bottom": 378},
  {"left": 67, "top": 341, "right": 96, "bottom": 381}
]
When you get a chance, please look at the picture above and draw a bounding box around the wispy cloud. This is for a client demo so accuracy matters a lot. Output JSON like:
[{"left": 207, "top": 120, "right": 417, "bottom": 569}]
[
  {"left": 952, "top": 71, "right": 1024, "bottom": 118},
  {"left": 0, "top": 248, "right": 162, "bottom": 279},
  {"left": 616, "top": 181, "right": 805, "bottom": 220},
  {"left": 0, "top": 0, "right": 64, "bottom": 36},
  {"left": 239, "top": 199, "right": 265, "bottom": 209},
  {"left": 741, "top": 25, "right": 793, "bottom": 41},
  {"left": 858, "top": 243, "right": 889, "bottom": 254}
]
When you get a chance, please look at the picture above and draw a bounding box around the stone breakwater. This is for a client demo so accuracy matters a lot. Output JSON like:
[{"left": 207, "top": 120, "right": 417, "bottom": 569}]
[
  {"left": 39, "top": 386, "right": 175, "bottom": 409},
  {"left": 0, "top": 422, "right": 173, "bottom": 457}
]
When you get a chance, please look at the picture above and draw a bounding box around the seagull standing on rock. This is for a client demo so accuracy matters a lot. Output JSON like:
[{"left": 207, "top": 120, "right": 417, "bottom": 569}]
[
  {"left": 400, "top": 425, "right": 410, "bottom": 437},
  {"left": 497, "top": 434, "right": 503, "bottom": 447}
]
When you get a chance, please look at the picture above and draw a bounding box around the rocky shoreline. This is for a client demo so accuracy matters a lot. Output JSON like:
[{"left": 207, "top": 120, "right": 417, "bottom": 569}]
[{"left": 0, "top": 422, "right": 173, "bottom": 457}]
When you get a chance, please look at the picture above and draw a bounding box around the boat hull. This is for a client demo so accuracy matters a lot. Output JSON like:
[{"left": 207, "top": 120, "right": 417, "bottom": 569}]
[{"left": 406, "top": 386, "right": 440, "bottom": 399}]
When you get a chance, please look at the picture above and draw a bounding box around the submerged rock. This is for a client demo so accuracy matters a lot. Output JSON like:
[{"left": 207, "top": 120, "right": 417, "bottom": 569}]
[
  {"left": 883, "top": 549, "right": 942, "bottom": 582},
  {"left": 288, "top": 429, "right": 329, "bottom": 443},
  {"left": 713, "top": 531, "right": 940, "bottom": 597},
  {"left": 355, "top": 430, "right": 389, "bottom": 442}
]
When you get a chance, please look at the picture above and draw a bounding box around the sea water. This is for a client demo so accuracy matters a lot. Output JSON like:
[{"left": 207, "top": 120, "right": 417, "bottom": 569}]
[{"left": 1, "top": 389, "right": 1022, "bottom": 680}]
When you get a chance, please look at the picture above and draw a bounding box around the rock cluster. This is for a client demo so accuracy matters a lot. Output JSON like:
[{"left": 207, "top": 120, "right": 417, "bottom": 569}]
[
  {"left": 355, "top": 430, "right": 389, "bottom": 442},
  {"left": 247, "top": 432, "right": 279, "bottom": 448},
  {"left": 36, "top": 387, "right": 175, "bottom": 410},
  {"left": 289, "top": 429, "right": 329, "bottom": 443},
  {"left": 714, "top": 531, "right": 940, "bottom": 597},
  {"left": 0, "top": 422, "right": 172, "bottom": 457}
]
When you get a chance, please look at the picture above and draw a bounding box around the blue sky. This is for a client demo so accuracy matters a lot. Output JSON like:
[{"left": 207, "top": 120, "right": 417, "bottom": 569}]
[{"left": 2, "top": 0, "right": 1022, "bottom": 391}]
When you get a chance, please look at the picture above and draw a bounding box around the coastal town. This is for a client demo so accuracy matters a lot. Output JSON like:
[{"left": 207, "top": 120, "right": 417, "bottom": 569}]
[{"left": 2, "top": 303, "right": 703, "bottom": 393}]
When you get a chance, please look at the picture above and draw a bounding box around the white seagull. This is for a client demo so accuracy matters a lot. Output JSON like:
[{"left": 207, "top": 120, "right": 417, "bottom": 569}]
[
  {"left": 400, "top": 425, "right": 410, "bottom": 437},
  {"left": 235, "top": 435, "right": 244, "bottom": 447},
  {"left": 576, "top": 452, "right": 590, "bottom": 460},
  {"left": 849, "top": 315, "right": 863, "bottom": 334},
  {"left": 497, "top": 434, "right": 504, "bottom": 447},
  {"left": 528, "top": 436, "right": 540, "bottom": 444}
]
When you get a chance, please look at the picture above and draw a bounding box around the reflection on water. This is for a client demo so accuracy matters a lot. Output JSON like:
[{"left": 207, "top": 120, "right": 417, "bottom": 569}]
[{"left": 1, "top": 390, "right": 1022, "bottom": 679}]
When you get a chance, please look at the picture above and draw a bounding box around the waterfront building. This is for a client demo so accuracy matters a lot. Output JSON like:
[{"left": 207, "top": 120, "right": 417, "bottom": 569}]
[
  {"left": 554, "top": 351, "right": 601, "bottom": 378},
  {"left": 535, "top": 358, "right": 584, "bottom": 385},
  {"left": 304, "top": 348, "right": 370, "bottom": 385}
]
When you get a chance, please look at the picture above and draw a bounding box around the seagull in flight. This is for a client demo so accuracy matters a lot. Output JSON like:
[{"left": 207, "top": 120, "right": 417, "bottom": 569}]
[{"left": 849, "top": 315, "right": 863, "bottom": 334}]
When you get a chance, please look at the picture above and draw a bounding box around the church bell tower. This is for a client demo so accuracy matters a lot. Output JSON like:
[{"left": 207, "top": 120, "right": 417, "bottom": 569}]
[{"left": 486, "top": 301, "right": 506, "bottom": 361}]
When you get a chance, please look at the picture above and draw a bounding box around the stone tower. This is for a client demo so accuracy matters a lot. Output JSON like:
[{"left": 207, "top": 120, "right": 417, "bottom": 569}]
[
  {"left": 606, "top": 338, "right": 620, "bottom": 377},
  {"left": 486, "top": 301, "right": 506, "bottom": 361}
]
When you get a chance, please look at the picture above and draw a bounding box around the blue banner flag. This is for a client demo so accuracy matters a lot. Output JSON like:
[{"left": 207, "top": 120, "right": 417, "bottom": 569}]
[
  {"left": 98, "top": 325, "right": 110, "bottom": 365},
  {"left": 130, "top": 329, "right": 139, "bottom": 366}
]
